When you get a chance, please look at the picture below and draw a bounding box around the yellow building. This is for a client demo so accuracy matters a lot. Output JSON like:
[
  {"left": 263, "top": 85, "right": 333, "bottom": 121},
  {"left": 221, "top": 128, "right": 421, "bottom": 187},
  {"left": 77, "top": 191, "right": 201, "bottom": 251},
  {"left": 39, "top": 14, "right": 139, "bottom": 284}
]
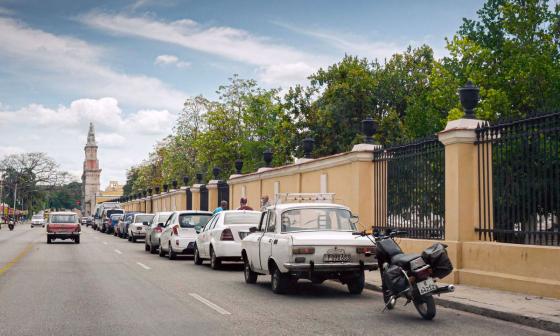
[{"left": 95, "top": 181, "right": 124, "bottom": 204}]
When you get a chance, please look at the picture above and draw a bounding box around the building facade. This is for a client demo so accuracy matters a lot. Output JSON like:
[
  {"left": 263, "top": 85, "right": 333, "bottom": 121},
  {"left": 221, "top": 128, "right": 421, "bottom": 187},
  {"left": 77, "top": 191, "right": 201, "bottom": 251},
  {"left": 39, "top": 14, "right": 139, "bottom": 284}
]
[
  {"left": 81, "top": 123, "right": 101, "bottom": 216},
  {"left": 95, "top": 181, "right": 124, "bottom": 204}
]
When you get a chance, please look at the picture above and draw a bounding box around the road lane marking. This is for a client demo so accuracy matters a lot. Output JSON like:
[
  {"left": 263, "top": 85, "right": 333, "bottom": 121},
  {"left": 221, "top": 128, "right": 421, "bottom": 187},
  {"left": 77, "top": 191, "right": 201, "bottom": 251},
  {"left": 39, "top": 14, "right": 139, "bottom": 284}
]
[
  {"left": 136, "top": 262, "right": 151, "bottom": 270},
  {"left": 114, "top": 249, "right": 122, "bottom": 255},
  {"left": 188, "top": 293, "right": 231, "bottom": 315},
  {"left": 0, "top": 243, "right": 33, "bottom": 276},
  {"left": 103, "top": 242, "right": 108, "bottom": 245}
]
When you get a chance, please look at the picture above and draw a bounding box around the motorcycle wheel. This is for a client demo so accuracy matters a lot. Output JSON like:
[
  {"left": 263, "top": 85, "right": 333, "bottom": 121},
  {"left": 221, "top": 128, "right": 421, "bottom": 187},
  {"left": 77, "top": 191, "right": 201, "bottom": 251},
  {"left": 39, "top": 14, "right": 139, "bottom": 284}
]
[
  {"left": 413, "top": 295, "right": 436, "bottom": 320},
  {"left": 381, "top": 278, "right": 395, "bottom": 310}
]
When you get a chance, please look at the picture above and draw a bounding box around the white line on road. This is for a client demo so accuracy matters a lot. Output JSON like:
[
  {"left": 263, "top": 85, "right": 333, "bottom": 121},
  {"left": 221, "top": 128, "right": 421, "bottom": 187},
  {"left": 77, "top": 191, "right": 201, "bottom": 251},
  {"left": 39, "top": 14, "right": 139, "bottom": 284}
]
[
  {"left": 114, "top": 249, "right": 122, "bottom": 255},
  {"left": 103, "top": 242, "right": 108, "bottom": 245},
  {"left": 188, "top": 293, "right": 231, "bottom": 315},
  {"left": 136, "top": 262, "right": 151, "bottom": 270}
]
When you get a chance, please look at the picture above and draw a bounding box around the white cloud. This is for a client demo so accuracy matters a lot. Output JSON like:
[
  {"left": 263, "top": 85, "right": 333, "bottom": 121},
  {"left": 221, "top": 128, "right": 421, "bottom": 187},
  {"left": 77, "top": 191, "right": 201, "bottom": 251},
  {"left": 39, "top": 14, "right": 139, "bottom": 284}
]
[
  {"left": 0, "top": 17, "right": 187, "bottom": 112},
  {"left": 96, "top": 132, "right": 126, "bottom": 147},
  {"left": 80, "top": 12, "right": 332, "bottom": 87},
  {"left": 154, "top": 54, "right": 191, "bottom": 68}
]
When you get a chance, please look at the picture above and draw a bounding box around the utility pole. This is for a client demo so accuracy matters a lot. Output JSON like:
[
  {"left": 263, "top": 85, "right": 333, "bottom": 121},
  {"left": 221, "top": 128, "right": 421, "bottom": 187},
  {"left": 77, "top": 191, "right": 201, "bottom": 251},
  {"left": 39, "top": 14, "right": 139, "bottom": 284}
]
[{"left": 13, "top": 182, "right": 17, "bottom": 222}]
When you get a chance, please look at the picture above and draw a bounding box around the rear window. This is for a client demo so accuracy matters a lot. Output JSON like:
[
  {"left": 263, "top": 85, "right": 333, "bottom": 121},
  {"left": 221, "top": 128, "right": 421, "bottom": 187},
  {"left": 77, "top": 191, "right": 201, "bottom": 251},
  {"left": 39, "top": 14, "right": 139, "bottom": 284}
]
[
  {"left": 224, "top": 213, "right": 261, "bottom": 225},
  {"left": 106, "top": 209, "right": 124, "bottom": 218},
  {"left": 155, "top": 213, "right": 172, "bottom": 225},
  {"left": 32, "top": 215, "right": 43, "bottom": 220},
  {"left": 135, "top": 214, "right": 154, "bottom": 223},
  {"left": 50, "top": 215, "right": 77, "bottom": 223},
  {"left": 179, "top": 214, "right": 212, "bottom": 228}
]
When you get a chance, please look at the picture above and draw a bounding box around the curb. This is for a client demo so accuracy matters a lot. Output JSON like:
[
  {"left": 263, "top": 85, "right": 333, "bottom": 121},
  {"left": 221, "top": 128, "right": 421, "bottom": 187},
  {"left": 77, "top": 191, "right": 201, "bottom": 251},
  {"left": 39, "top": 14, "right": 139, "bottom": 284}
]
[{"left": 364, "top": 282, "right": 560, "bottom": 333}]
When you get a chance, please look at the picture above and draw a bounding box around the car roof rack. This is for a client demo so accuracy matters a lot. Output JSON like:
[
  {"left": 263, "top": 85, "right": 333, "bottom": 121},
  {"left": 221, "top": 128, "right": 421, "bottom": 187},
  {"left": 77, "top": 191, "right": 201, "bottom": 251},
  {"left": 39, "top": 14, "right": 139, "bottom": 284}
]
[{"left": 274, "top": 193, "right": 335, "bottom": 205}]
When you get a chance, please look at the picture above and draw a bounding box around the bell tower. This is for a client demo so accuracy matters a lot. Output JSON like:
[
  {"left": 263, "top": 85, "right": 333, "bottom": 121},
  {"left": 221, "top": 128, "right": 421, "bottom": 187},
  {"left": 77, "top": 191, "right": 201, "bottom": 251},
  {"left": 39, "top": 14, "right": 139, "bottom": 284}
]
[{"left": 81, "top": 122, "right": 101, "bottom": 216}]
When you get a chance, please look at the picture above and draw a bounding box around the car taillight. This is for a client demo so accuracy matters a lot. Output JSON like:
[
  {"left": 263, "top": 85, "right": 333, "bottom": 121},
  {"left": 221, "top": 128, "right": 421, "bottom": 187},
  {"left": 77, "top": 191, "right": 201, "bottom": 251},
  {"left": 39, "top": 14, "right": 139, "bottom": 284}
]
[
  {"left": 172, "top": 226, "right": 179, "bottom": 236},
  {"left": 220, "top": 228, "right": 234, "bottom": 241},
  {"left": 356, "top": 246, "right": 375, "bottom": 255},
  {"left": 292, "top": 247, "right": 315, "bottom": 254}
]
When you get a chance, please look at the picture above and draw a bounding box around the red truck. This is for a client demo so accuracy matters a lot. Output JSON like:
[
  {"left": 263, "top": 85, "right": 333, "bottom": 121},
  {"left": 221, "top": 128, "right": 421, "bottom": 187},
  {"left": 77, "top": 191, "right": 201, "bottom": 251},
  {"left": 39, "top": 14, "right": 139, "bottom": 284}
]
[{"left": 46, "top": 212, "right": 81, "bottom": 244}]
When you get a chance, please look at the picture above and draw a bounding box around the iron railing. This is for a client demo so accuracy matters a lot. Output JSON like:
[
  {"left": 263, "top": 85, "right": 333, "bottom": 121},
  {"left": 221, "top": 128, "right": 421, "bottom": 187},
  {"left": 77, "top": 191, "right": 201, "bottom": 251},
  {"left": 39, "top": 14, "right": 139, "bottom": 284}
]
[
  {"left": 476, "top": 112, "right": 560, "bottom": 245},
  {"left": 199, "top": 185, "right": 209, "bottom": 211},
  {"left": 186, "top": 188, "right": 192, "bottom": 210},
  {"left": 373, "top": 136, "right": 445, "bottom": 239}
]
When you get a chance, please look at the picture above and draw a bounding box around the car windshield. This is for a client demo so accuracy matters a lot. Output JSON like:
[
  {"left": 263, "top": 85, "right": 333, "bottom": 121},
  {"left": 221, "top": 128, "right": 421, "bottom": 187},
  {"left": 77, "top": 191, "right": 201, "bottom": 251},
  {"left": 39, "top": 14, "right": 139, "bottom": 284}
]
[
  {"left": 179, "top": 214, "right": 212, "bottom": 228},
  {"left": 135, "top": 214, "right": 154, "bottom": 223},
  {"left": 106, "top": 209, "right": 124, "bottom": 218},
  {"left": 224, "top": 212, "right": 261, "bottom": 225},
  {"left": 280, "top": 208, "right": 356, "bottom": 232},
  {"left": 111, "top": 214, "right": 123, "bottom": 220},
  {"left": 50, "top": 215, "right": 77, "bottom": 224}
]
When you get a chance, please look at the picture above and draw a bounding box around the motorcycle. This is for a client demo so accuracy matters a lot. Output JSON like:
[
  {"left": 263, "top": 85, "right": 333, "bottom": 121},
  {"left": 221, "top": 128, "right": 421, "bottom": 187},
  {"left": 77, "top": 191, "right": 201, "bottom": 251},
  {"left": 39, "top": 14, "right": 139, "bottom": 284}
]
[
  {"left": 8, "top": 220, "right": 14, "bottom": 231},
  {"left": 355, "top": 230, "right": 454, "bottom": 320}
]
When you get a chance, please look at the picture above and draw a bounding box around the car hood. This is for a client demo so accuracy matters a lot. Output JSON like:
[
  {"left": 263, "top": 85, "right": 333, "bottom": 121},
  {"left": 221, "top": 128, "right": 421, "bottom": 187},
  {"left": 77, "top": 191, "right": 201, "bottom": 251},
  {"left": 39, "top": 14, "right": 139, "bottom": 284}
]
[{"left": 289, "top": 231, "right": 374, "bottom": 246}]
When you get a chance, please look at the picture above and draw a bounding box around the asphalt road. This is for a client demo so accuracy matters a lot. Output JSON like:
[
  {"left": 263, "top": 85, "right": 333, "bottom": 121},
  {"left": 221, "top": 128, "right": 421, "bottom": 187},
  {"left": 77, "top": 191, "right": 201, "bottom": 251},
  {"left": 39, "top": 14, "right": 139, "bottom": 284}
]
[{"left": 0, "top": 224, "right": 555, "bottom": 336}]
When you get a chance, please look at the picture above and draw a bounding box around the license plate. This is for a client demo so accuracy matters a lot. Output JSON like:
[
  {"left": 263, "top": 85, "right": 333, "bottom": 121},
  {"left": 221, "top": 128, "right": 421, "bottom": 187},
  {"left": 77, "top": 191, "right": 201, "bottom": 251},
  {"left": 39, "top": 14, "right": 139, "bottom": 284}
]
[
  {"left": 323, "top": 253, "right": 351, "bottom": 262},
  {"left": 417, "top": 278, "right": 437, "bottom": 295}
]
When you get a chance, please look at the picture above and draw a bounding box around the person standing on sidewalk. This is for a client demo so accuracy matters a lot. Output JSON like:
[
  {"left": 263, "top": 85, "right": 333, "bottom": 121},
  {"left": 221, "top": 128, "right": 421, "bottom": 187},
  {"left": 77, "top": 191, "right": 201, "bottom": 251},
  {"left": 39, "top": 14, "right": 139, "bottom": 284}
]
[
  {"left": 260, "top": 195, "right": 270, "bottom": 211},
  {"left": 213, "top": 200, "right": 228, "bottom": 214},
  {"left": 237, "top": 197, "right": 253, "bottom": 210}
]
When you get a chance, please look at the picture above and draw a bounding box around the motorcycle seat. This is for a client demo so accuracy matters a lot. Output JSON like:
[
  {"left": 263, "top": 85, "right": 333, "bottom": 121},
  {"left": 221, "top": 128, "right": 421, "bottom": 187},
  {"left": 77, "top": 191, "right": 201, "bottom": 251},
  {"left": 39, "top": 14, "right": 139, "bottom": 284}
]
[{"left": 391, "top": 253, "right": 421, "bottom": 268}]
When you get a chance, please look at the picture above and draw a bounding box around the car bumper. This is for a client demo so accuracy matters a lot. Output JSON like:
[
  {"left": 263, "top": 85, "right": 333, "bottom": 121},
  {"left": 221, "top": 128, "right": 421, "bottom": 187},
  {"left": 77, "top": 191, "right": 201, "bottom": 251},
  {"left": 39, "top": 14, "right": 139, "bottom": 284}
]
[
  {"left": 283, "top": 261, "right": 378, "bottom": 272},
  {"left": 213, "top": 241, "right": 243, "bottom": 260},
  {"left": 48, "top": 232, "right": 80, "bottom": 239},
  {"left": 171, "top": 239, "right": 196, "bottom": 254},
  {"left": 31, "top": 223, "right": 44, "bottom": 226}
]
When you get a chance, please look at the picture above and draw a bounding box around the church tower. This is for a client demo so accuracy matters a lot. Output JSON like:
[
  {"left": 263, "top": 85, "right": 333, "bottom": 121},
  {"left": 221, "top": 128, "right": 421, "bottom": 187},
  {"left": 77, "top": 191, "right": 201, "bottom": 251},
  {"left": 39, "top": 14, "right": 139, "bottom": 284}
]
[{"left": 81, "top": 122, "right": 101, "bottom": 216}]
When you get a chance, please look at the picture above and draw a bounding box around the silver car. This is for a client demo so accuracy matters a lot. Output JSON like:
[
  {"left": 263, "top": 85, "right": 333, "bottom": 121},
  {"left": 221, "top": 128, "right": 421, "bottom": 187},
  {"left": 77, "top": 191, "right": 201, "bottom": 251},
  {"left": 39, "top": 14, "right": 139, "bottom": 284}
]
[
  {"left": 145, "top": 212, "right": 172, "bottom": 254},
  {"left": 128, "top": 213, "right": 155, "bottom": 243}
]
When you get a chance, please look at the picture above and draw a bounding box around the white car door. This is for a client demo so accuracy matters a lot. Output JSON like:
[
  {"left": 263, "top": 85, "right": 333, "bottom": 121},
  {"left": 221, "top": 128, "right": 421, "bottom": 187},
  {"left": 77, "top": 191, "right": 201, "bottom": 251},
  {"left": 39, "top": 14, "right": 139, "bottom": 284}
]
[
  {"left": 160, "top": 213, "right": 175, "bottom": 250},
  {"left": 247, "top": 211, "right": 267, "bottom": 272},
  {"left": 199, "top": 214, "right": 218, "bottom": 258},
  {"left": 259, "top": 211, "right": 276, "bottom": 271}
]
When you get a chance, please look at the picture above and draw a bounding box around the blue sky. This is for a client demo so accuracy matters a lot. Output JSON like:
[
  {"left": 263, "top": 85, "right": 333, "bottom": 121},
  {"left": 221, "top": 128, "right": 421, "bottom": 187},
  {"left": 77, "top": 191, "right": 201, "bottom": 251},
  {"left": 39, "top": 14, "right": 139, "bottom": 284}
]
[{"left": 0, "top": 0, "right": 485, "bottom": 186}]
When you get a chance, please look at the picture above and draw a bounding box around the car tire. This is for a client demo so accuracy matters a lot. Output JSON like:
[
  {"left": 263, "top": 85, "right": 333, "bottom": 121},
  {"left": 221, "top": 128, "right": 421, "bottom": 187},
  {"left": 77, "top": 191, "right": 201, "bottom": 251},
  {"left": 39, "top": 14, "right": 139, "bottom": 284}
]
[
  {"left": 210, "top": 247, "right": 221, "bottom": 270},
  {"left": 149, "top": 243, "right": 157, "bottom": 254},
  {"left": 168, "top": 243, "right": 177, "bottom": 260},
  {"left": 128, "top": 234, "right": 132, "bottom": 242},
  {"left": 194, "top": 246, "right": 203, "bottom": 265},
  {"left": 47, "top": 236, "right": 52, "bottom": 244},
  {"left": 145, "top": 243, "right": 150, "bottom": 252},
  {"left": 74, "top": 236, "right": 80, "bottom": 244},
  {"left": 132, "top": 235, "right": 137, "bottom": 243},
  {"left": 30, "top": 225, "right": 33, "bottom": 228},
  {"left": 244, "top": 259, "right": 258, "bottom": 284},
  {"left": 159, "top": 241, "right": 166, "bottom": 257},
  {"left": 347, "top": 271, "right": 365, "bottom": 295},
  {"left": 271, "top": 267, "right": 290, "bottom": 294}
]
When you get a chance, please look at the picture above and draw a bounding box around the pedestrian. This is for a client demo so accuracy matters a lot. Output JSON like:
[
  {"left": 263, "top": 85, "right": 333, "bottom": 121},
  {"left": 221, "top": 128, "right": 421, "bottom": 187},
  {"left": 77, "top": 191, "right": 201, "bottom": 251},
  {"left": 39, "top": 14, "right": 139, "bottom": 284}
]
[
  {"left": 237, "top": 197, "right": 253, "bottom": 210},
  {"left": 213, "top": 200, "right": 228, "bottom": 214},
  {"left": 260, "top": 195, "right": 270, "bottom": 211}
]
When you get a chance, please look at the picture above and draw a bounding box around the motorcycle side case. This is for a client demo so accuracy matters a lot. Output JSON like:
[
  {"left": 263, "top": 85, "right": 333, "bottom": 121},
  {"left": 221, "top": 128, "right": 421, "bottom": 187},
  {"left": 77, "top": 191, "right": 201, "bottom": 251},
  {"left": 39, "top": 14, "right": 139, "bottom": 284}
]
[
  {"left": 383, "top": 265, "right": 409, "bottom": 295},
  {"left": 421, "top": 243, "right": 453, "bottom": 278}
]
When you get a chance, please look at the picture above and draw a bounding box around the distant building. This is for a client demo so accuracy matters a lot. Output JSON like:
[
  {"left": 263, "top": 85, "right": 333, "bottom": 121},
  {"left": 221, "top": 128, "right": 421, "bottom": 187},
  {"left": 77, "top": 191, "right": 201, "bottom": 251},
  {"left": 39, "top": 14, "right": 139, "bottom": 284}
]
[
  {"left": 81, "top": 123, "right": 101, "bottom": 216},
  {"left": 95, "top": 181, "right": 124, "bottom": 204}
]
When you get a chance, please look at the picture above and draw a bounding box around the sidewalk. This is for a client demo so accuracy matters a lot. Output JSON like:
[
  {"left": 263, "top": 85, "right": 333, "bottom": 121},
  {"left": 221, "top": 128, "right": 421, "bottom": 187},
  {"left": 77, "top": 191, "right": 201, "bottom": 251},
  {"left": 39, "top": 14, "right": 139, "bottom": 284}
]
[{"left": 364, "top": 271, "right": 560, "bottom": 333}]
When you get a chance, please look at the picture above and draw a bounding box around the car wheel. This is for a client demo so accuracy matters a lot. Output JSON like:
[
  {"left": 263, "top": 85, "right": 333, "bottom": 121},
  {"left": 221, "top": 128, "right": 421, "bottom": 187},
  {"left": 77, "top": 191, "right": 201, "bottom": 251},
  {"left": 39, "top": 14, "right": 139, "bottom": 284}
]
[
  {"left": 210, "top": 247, "right": 221, "bottom": 270},
  {"left": 194, "top": 246, "right": 203, "bottom": 265},
  {"left": 132, "top": 235, "right": 137, "bottom": 243},
  {"left": 128, "top": 233, "right": 132, "bottom": 242},
  {"left": 74, "top": 236, "right": 80, "bottom": 244},
  {"left": 158, "top": 241, "right": 166, "bottom": 257},
  {"left": 244, "top": 259, "right": 258, "bottom": 284},
  {"left": 149, "top": 242, "right": 157, "bottom": 254},
  {"left": 271, "top": 267, "right": 290, "bottom": 294},
  {"left": 145, "top": 243, "right": 150, "bottom": 252},
  {"left": 30, "top": 225, "right": 33, "bottom": 228},
  {"left": 347, "top": 271, "right": 365, "bottom": 295},
  {"left": 168, "top": 243, "right": 176, "bottom": 260},
  {"left": 47, "top": 236, "right": 52, "bottom": 244}
]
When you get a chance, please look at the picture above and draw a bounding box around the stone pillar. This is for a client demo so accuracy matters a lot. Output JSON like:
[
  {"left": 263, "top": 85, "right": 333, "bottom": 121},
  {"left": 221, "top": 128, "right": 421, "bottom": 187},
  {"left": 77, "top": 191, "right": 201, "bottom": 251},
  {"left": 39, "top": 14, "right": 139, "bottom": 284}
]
[
  {"left": 438, "top": 118, "right": 484, "bottom": 282},
  {"left": 207, "top": 180, "right": 219, "bottom": 211},
  {"left": 191, "top": 185, "right": 202, "bottom": 211}
]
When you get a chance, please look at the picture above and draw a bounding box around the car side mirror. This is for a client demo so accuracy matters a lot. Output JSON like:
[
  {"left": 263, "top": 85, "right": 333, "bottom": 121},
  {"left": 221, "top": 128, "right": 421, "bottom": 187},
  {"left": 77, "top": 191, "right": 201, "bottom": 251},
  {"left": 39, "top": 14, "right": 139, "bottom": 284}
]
[
  {"left": 158, "top": 222, "right": 164, "bottom": 228},
  {"left": 249, "top": 226, "right": 257, "bottom": 233},
  {"left": 350, "top": 215, "right": 359, "bottom": 225}
]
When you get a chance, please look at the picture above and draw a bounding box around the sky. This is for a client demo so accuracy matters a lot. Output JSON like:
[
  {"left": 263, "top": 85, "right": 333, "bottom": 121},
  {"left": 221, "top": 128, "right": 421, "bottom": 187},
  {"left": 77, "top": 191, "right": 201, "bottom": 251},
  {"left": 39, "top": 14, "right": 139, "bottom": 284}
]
[{"left": 0, "top": 0, "right": 486, "bottom": 188}]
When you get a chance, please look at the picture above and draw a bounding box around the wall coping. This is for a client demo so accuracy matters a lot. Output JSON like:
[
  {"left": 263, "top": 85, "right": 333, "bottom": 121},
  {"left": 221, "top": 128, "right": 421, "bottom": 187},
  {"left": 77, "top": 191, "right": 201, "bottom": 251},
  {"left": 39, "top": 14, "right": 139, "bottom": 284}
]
[
  {"left": 438, "top": 118, "right": 484, "bottom": 145},
  {"left": 191, "top": 184, "right": 204, "bottom": 192},
  {"left": 228, "top": 150, "right": 375, "bottom": 184}
]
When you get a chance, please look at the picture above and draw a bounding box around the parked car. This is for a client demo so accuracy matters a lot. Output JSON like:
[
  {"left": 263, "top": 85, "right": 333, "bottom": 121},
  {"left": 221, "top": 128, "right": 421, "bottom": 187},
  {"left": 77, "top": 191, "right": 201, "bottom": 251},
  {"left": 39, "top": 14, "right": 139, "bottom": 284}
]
[
  {"left": 241, "top": 196, "right": 377, "bottom": 294},
  {"left": 80, "top": 217, "right": 88, "bottom": 225},
  {"left": 117, "top": 212, "right": 139, "bottom": 238},
  {"left": 101, "top": 208, "right": 124, "bottom": 233},
  {"left": 145, "top": 211, "right": 173, "bottom": 254},
  {"left": 93, "top": 202, "right": 120, "bottom": 230},
  {"left": 110, "top": 214, "right": 124, "bottom": 236},
  {"left": 31, "top": 214, "right": 45, "bottom": 228},
  {"left": 159, "top": 211, "right": 212, "bottom": 259},
  {"left": 46, "top": 211, "right": 81, "bottom": 244},
  {"left": 127, "top": 213, "right": 155, "bottom": 243},
  {"left": 194, "top": 210, "right": 261, "bottom": 268},
  {"left": 86, "top": 217, "right": 94, "bottom": 227}
]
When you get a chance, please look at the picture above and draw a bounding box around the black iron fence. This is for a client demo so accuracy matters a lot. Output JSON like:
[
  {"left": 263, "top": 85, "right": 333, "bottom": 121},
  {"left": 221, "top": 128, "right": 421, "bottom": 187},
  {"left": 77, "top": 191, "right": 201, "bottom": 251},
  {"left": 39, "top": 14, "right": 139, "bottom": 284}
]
[
  {"left": 199, "top": 185, "right": 209, "bottom": 211},
  {"left": 373, "top": 136, "right": 445, "bottom": 239},
  {"left": 476, "top": 112, "right": 560, "bottom": 245},
  {"left": 217, "top": 181, "right": 229, "bottom": 208},
  {"left": 186, "top": 188, "right": 192, "bottom": 210}
]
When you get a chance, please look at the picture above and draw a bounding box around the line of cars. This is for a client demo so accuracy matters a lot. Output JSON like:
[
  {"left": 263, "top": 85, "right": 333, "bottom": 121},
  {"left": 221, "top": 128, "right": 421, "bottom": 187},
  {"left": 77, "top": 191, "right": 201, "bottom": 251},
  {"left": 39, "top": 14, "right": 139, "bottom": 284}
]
[{"left": 93, "top": 193, "right": 378, "bottom": 296}]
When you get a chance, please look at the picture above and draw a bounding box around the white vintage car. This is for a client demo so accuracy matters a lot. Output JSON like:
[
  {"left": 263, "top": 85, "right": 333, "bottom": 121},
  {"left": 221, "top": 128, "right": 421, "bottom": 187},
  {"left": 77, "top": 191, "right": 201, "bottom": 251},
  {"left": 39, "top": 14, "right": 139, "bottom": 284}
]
[{"left": 241, "top": 194, "right": 378, "bottom": 295}]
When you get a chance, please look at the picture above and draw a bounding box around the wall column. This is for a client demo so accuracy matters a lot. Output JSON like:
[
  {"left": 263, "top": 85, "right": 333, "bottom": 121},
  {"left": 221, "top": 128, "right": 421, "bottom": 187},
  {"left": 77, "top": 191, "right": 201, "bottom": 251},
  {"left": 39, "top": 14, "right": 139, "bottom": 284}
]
[
  {"left": 191, "top": 185, "right": 201, "bottom": 211},
  {"left": 207, "top": 180, "right": 219, "bottom": 211}
]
